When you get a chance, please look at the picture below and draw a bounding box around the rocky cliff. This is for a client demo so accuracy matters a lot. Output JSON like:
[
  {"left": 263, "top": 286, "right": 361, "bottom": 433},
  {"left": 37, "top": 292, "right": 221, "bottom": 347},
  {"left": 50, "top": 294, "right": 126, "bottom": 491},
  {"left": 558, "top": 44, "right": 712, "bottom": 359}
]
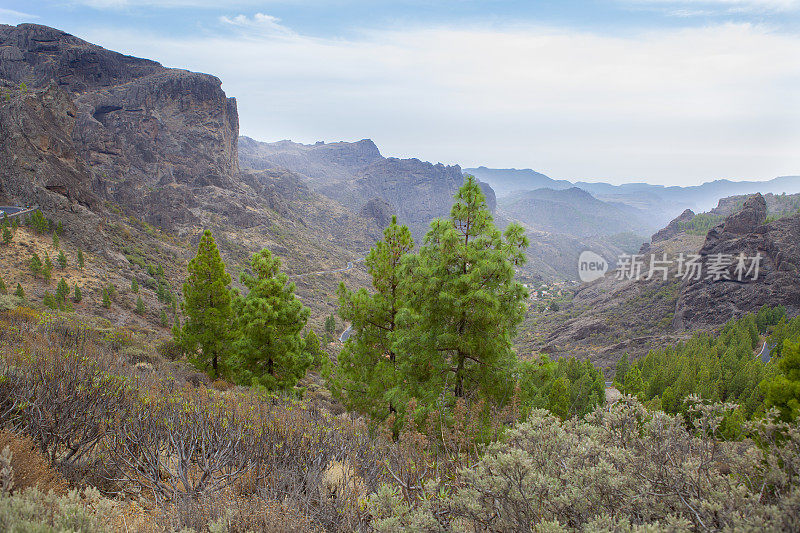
[
  {"left": 525, "top": 193, "right": 800, "bottom": 369},
  {"left": 238, "top": 137, "right": 496, "bottom": 237},
  {"left": 0, "top": 23, "right": 385, "bottom": 333},
  {"left": 673, "top": 194, "right": 800, "bottom": 330},
  {"left": 0, "top": 23, "right": 240, "bottom": 231}
]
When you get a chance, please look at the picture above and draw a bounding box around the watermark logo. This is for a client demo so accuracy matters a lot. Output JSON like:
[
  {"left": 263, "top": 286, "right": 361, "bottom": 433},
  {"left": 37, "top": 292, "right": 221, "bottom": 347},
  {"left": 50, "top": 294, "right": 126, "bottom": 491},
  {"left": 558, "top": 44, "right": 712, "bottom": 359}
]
[
  {"left": 578, "top": 251, "right": 608, "bottom": 282},
  {"left": 614, "top": 252, "right": 762, "bottom": 282}
]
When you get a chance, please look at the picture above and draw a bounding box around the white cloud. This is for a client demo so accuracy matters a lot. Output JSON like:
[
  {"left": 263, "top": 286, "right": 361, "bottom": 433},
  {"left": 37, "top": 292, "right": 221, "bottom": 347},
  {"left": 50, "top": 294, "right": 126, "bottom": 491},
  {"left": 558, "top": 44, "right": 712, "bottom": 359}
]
[
  {"left": 71, "top": 0, "right": 263, "bottom": 8},
  {"left": 219, "top": 13, "right": 295, "bottom": 37},
  {"left": 0, "top": 8, "right": 40, "bottom": 23},
  {"left": 630, "top": 0, "right": 800, "bottom": 13},
  {"left": 78, "top": 21, "right": 800, "bottom": 185}
]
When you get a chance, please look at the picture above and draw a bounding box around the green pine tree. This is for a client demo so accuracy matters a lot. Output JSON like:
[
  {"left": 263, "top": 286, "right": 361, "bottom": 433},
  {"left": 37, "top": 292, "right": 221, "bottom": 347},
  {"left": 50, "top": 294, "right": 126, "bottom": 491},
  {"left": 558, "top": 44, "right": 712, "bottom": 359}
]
[
  {"left": 0, "top": 276, "right": 6, "bottom": 295},
  {"left": 179, "top": 230, "right": 232, "bottom": 377},
  {"left": 101, "top": 287, "right": 111, "bottom": 309},
  {"left": 2, "top": 226, "right": 11, "bottom": 245},
  {"left": 55, "top": 278, "right": 69, "bottom": 303},
  {"left": 231, "top": 248, "right": 310, "bottom": 390},
  {"left": 29, "top": 253, "right": 43, "bottom": 277},
  {"left": 14, "top": 283, "right": 24, "bottom": 299},
  {"left": 333, "top": 216, "right": 414, "bottom": 421},
  {"left": 43, "top": 254, "right": 53, "bottom": 283},
  {"left": 395, "top": 175, "right": 529, "bottom": 408},
  {"left": 43, "top": 291, "right": 56, "bottom": 309},
  {"left": 52, "top": 232, "right": 59, "bottom": 248},
  {"left": 303, "top": 329, "right": 324, "bottom": 366},
  {"left": 761, "top": 340, "right": 800, "bottom": 421},
  {"left": 73, "top": 283, "right": 82, "bottom": 303},
  {"left": 160, "top": 309, "right": 169, "bottom": 328},
  {"left": 325, "top": 314, "right": 336, "bottom": 335},
  {"left": 131, "top": 278, "right": 139, "bottom": 293},
  {"left": 57, "top": 250, "right": 67, "bottom": 269},
  {"left": 614, "top": 354, "right": 630, "bottom": 389},
  {"left": 77, "top": 250, "right": 84, "bottom": 271},
  {"left": 135, "top": 296, "right": 145, "bottom": 316}
]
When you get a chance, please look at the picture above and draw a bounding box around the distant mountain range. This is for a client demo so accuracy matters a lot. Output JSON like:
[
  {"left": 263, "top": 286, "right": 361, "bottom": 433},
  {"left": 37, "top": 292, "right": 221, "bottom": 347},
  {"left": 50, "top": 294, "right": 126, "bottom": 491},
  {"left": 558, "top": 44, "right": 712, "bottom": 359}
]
[{"left": 467, "top": 166, "right": 800, "bottom": 230}]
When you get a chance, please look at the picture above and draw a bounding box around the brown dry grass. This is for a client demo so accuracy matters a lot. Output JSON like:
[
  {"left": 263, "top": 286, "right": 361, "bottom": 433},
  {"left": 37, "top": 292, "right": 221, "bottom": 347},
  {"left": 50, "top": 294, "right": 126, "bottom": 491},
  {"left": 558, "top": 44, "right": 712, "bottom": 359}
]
[{"left": 0, "top": 430, "right": 67, "bottom": 494}]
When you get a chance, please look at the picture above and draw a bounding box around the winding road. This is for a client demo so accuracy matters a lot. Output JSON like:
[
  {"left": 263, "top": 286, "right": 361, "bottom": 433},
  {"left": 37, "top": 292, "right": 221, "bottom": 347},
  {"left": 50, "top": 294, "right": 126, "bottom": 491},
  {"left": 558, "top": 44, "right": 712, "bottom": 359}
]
[
  {"left": 0, "top": 205, "right": 39, "bottom": 219},
  {"left": 288, "top": 256, "right": 365, "bottom": 279}
]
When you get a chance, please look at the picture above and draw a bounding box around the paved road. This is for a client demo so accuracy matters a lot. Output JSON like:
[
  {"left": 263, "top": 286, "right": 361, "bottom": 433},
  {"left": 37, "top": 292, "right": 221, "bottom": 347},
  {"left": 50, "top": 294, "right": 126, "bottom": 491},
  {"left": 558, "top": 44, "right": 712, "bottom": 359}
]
[
  {"left": 288, "top": 256, "right": 365, "bottom": 279},
  {"left": 759, "top": 340, "right": 774, "bottom": 363},
  {"left": 0, "top": 205, "right": 38, "bottom": 219},
  {"left": 340, "top": 325, "right": 354, "bottom": 343}
]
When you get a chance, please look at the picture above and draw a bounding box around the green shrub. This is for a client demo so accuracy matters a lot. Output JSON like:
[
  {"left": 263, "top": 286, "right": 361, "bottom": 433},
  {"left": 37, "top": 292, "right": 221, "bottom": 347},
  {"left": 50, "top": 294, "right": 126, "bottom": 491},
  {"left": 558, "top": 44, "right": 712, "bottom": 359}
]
[{"left": 0, "top": 487, "right": 112, "bottom": 532}]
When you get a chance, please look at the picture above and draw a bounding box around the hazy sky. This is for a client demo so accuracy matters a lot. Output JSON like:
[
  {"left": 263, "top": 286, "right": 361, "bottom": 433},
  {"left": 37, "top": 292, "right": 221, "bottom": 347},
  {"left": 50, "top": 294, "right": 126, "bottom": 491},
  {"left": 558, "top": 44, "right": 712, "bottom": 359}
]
[{"left": 1, "top": 0, "right": 799, "bottom": 185}]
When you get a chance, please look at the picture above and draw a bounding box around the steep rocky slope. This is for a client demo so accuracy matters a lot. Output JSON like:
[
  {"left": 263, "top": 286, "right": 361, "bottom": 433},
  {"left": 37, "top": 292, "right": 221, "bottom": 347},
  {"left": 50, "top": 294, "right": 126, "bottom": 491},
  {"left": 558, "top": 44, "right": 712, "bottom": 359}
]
[
  {"left": 499, "top": 187, "right": 654, "bottom": 237},
  {"left": 0, "top": 23, "right": 381, "bottom": 333},
  {"left": 239, "top": 137, "right": 496, "bottom": 238},
  {"left": 524, "top": 193, "right": 800, "bottom": 370}
]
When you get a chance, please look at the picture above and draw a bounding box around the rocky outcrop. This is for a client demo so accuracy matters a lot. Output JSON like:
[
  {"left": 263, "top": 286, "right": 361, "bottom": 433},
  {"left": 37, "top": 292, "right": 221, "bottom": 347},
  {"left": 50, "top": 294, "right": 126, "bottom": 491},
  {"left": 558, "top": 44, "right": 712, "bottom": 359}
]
[
  {"left": 0, "top": 23, "right": 239, "bottom": 231},
  {"left": 652, "top": 209, "right": 695, "bottom": 244},
  {"left": 673, "top": 194, "right": 800, "bottom": 330},
  {"left": 238, "top": 137, "right": 382, "bottom": 184},
  {"left": 359, "top": 198, "right": 395, "bottom": 229}
]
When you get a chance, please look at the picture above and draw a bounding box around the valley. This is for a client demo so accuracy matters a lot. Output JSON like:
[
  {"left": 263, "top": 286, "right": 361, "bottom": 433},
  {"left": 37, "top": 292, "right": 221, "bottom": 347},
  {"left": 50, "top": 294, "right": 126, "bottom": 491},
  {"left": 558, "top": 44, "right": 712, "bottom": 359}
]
[{"left": 1, "top": 19, "right": 800, "bottom": 533}]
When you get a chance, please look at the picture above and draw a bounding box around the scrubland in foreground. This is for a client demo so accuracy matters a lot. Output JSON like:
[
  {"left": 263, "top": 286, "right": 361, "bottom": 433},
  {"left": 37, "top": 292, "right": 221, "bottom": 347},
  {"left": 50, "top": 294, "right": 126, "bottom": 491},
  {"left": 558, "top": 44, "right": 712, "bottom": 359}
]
[{"left": 1, "top": 307, "right": 799, "bottom": 532}]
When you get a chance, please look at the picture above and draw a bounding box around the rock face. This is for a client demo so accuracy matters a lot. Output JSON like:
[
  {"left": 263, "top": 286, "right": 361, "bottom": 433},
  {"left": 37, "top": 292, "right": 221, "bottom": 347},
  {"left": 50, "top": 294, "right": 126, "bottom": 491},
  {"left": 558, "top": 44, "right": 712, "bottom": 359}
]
[
  {"left": 0, "top": 23, "right": 239, "bottom": 230},
  {"left": 528, "top": 193, "right": 800, "bottom": 369},
  {"left": 652, "top": 209, "right": 695, "bottom": 244},
  {"left": 238, "top": 137, "right": 497, "bottom": 237},
  {"left": 359, "top": 198, "right": 395, "bottom": 228},
  {"left": 673, "top": 194, "right": 800, "bottom": 330},
  {"left": 0, "top": 23, "right": 385, "bottom": 278}
]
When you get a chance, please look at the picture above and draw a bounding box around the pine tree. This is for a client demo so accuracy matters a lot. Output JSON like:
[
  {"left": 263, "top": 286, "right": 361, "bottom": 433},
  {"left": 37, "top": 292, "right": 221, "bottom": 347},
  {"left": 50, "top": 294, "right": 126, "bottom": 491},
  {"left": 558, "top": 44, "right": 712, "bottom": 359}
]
[
  {"left": 304, "top": 329, "right": 324, "bottom": 366},
  {"left": 101, "top": 287, "right": 111, "bottom": 308},
  {"left": 614, "top": 354, "right": 630, "bottom": 389},
  {"left": 29, "top": 253, "right": 42, "bottom": 277},
  {"left": 73, "top": 283, "right": 82, "bottom": 303},
  {"left": 160, "top": 309, "right": 168, "bottom": 328},
  {"left": 14, "top": 283, "right": 24, "bottom": 299},
  {"left": 333, "top": 216, "right": 414, "bottom": 421},
  {"left": 179, "top": 230, "right": 232, "bottom": 377},
  {"left": 761, "top": 340, "right": 800, "bottom": 421},
  {"left": 325, "top": 314, "right": 336, "bottom": 335},
  {"left": 232, "top": 248, "right": 310, "bottom": 390},
  {"left": 2, "top": 226, "right": 10, "bottom": 245},
  {"left": 43, "top": 291, "right": 56, "bottom": 309},
  {"left": 56, "top": 278, "right": 69, "bottom": 303},
  {"left": 43, "top": 254, "right": 52, "bottom": 283},
  {"left": 52, "top": 232, "right": 59, "bottom": 248},
  {"left": 135, "top": 296, "right": 145, "bottom": 316},
  {"left": 131, "top": 278, "right": 139, "bottom": 293},
  {"left": 57, "top": 250, "right": 67, "bottom": 269},
  {"left": 77, "top": 250, "right": 84, "bottom": 271},
  {"left": 395, "top": 175, "right": 529, "bottom": 407},
  {"left": 0, "top": 276, "right": 6, "bottom": 295}
]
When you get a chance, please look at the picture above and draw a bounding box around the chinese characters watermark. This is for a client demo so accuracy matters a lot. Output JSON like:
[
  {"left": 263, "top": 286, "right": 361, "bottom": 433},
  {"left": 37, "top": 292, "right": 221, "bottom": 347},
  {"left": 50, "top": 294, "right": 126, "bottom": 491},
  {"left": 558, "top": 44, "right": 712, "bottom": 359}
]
[{"left": 613, "top": 252, "right": 762, "bottom": 282}]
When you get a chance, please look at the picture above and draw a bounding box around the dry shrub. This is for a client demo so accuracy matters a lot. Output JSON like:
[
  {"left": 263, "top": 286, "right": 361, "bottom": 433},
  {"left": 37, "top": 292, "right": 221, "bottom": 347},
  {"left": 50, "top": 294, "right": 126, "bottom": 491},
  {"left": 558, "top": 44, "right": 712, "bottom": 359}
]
[
  {"left": 321, "top": 458, "right": 367, "bottom": 508},
  {"left": 211, "top": 378, "right": 233, "bottom": 391},
  {"left": 0, "top": 430, "right": 66, "bottom": 494},
  {"left": 154, "top": 491, "right": 319, "bottom": 533}
]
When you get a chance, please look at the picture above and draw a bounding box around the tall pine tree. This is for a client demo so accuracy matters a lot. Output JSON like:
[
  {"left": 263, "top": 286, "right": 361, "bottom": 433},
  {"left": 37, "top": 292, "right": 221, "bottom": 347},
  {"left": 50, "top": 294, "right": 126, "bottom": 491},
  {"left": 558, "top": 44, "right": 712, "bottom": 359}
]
[
  {"left": 333, "top": 216, "right": 414, "bottom": 422},
  {"left": 178, "top": 230, "right": 232, "bottom": 377},
  {"left": 395, "top": 175, "right": 529, "bottom": 408},
  {"left": 232, "top": 248, "right": 310, "bottom": 390}
]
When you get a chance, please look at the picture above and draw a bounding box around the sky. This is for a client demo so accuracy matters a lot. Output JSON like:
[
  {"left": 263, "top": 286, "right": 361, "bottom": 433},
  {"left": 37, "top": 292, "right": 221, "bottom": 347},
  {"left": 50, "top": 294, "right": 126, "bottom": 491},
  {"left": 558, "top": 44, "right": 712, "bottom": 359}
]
[{"left": 1, "top": 1, "right": 799, "bottom": 186}]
